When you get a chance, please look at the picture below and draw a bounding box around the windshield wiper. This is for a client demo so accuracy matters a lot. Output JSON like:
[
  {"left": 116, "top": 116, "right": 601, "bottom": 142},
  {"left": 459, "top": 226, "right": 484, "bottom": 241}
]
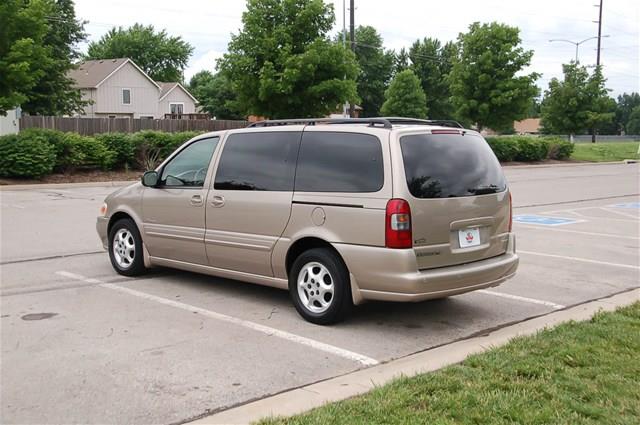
[{"left": 468, "top": 185, "right": 500, "bottom": 195}]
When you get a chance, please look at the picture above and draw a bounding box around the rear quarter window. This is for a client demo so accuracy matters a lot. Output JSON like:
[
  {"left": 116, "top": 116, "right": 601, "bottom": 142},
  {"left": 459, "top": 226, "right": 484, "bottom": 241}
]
[
  {"left": 400, "top": 133, "right": 506, "bottom": 198},
  {"left": 295, "top": 132, "right": 384, "bottom": 193}
]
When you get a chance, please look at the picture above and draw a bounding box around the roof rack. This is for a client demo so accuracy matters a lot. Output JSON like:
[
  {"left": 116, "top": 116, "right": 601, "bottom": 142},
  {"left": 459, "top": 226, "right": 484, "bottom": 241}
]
[
  {"left": 247, "top": 118, "right": 392, "bottom": 129},
  {"left": 378, "top": 117, "right": 464, "bottom": 128},
  {"left": 246, "top": 117, "right": 464, "bottom": 129}
]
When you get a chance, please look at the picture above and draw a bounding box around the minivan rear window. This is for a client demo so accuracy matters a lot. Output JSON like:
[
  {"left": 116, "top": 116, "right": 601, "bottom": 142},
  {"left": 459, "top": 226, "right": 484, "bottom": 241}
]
[{"left": 400, "top": 133, "right": 506, "bottom": 198}]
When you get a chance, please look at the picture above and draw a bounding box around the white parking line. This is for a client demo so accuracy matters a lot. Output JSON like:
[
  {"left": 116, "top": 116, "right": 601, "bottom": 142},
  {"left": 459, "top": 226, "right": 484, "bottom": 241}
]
[
  {"left": 514, "top": 225, "right": 640, "bottom": 240},
  {"left": 518, "top": 250, "right": 640, "bottom": 270},
  {"left": 601, "top": 207, "right": 639, "bottom": 219},
  {"left": 55, "top": 271, "right": 379, "bottom": 367},
  {"left": 477, "top": 290, "right": 565, "bottom": 309}
]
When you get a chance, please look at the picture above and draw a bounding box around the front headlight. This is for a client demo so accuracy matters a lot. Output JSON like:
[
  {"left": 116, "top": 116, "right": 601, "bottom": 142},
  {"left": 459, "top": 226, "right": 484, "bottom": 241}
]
[{"left": 99, "top": 202, "right": 108, "bottom": 217}]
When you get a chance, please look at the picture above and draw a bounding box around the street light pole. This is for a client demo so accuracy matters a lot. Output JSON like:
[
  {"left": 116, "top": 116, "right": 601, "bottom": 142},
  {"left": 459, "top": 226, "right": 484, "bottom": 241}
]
[{"left": 548, "top": 37, "right": 602, "bottom": 63}]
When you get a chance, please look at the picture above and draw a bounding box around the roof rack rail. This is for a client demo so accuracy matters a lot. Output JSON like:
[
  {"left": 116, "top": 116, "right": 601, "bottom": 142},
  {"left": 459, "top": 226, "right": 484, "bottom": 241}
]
[
  {"left": 247, "top": 118, "right": 392, "bottom": 129},
  {"left": 378, "top": 117, "right": 464, "bottom": 129}
]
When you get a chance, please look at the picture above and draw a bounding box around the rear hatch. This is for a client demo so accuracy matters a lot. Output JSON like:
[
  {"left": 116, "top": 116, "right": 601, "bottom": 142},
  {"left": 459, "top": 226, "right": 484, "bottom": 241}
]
[{"left": 398, "top": 130, "right": 511, "bottom": 270}]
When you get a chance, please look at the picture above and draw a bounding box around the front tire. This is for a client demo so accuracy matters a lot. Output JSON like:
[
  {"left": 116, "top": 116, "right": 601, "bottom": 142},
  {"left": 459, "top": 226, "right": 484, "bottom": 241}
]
[
  {"left": 108, "top": 218, "right": 146, "bottom": 276},
  {"left": 289, "top": 248, "right": 352, "bottom": 325}
]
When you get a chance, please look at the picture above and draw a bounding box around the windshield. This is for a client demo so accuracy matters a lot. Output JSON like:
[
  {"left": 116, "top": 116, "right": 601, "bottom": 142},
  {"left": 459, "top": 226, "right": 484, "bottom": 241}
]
[{"left": 400, "top": 133, "right": 506, "bottom": 199}]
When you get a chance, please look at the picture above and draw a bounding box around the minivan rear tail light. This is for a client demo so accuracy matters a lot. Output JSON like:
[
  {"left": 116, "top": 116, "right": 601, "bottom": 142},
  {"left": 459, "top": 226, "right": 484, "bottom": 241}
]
[
  {"left": 508, "top": 192, "right": 513, "bottom": 232},
  {"left": 386, "top": 199, "right": 412, "bottom": 249}
]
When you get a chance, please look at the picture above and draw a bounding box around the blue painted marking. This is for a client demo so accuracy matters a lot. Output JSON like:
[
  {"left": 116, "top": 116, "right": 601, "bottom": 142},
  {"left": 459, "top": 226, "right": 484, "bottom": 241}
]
[
  {"left": 611, "top": 202, "right": 640, "bottom": 209},
  {"left": 513, "top": 215, "right": 579, "bottom": 226}
]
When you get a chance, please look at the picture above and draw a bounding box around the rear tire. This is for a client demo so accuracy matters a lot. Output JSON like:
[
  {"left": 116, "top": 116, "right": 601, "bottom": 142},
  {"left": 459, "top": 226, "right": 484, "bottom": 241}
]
[
  {"left": 108, "top": 218, "right": 146, "bottom": 277},
  {"left": 289, "top": 248, "right": 352, "bottom": 325}
]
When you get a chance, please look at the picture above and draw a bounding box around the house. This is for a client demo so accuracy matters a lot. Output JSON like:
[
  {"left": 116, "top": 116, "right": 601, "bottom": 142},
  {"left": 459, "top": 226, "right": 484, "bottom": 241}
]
[
  {"left": 68, "top": 58, "right": 199, "bottom": 119},
  {"left": 0, "top": 108, "right": 20, "bottom": 135},
  {"left": 514, "top": 118, "right": 541, "bottom": 135}
]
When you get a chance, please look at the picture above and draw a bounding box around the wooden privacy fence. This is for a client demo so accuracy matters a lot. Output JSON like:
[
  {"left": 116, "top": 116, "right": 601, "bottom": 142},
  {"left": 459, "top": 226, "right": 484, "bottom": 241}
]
[{"left": 20, "top": 116, "right": 248, "bottom": 135}]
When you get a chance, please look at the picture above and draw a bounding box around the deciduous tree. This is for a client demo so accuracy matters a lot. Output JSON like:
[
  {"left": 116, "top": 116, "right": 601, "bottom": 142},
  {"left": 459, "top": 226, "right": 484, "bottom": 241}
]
[
  {"left": 0, "top": 0, "right": 86, "bottom": 115},
  {"left": 449, "top": 22, "right": 539, "bottom": 131},
  {"left": 22, "top": 0, "right": 87, "bottom": 115},
  {"left": 218, "top": 0, "right": 358, "bottom": 119},
  {"left": 380, "top": 70, "right": 427, "bottom": 118},
  {"left": 188, "top": 70, "right": 243, "bottom": 120},
  {"left": 540, "top": 63, "right": 615, "bottom": 141},
  {"left": 616, "top": 92, "right": 640, "bottom": 134},
  {"left": 625, "top": 106, "right": 640, "bottom": 135},
  {"left": 86, "top": 24, "right": 193, "bottom": 82}
]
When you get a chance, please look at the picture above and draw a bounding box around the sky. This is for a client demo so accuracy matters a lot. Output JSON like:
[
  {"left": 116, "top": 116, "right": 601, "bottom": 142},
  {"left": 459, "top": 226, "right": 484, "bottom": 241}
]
[{"left": 74, "top": 0, "right": 639, "bottom": 97}]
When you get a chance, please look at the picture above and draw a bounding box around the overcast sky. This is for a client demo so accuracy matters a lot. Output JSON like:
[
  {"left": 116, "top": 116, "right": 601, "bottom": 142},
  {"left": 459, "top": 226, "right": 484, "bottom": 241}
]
[{"left": 74, "top": 0, "right": 639, "bottom": 97}]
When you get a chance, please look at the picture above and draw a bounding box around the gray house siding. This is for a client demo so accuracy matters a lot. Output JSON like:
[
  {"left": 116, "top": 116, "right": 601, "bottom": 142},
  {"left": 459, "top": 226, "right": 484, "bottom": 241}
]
[
  {"left": 93, "top": 62, "right": 158, "bottom": 118},
  {"left": 158, "top": 86, "right": 197, "bottom": 117}
]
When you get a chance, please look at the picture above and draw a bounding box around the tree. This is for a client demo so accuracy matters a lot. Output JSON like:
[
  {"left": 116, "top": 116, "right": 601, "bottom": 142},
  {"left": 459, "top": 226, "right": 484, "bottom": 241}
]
[
  {"left": 616, "top": 92, "right": 640, "bottom": 134},
  {"left": 188, "top": 70, "right": 243, "bottom": 120},
  {"left": 1, "top": 0, "right": 86, "bottom": 115},
  {"left": 394, "top": 48, "right": 410, "bottom": 75},
  {"left": 380, "top": 70, "right": 428, "bottom": 118},
  {"left": 540, "top": 62, "right": 615, "bottom": 140},
  {"left": 86, "top": 24, "right": 193, "bottom": 82},
  {"left": 625, "top": 106, "right": 640, "bottom": 135},
  {"left": 218, "top": 0, "right": 359, "bottom": 119},
  {"left": 409, "top": 38, "right": 457, "bottom": 119},
  {"left": 449, "top": 22, "right": 539, "bottom": 131},
  {"left": 351, "top": 26, "right": 395, "bottom": 117},
  {"left": 21, "top": 0, "right": 87, "bottom": 115}
]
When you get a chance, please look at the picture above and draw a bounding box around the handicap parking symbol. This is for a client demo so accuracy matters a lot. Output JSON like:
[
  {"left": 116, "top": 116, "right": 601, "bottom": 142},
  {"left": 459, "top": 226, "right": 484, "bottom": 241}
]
[{"left": 512, "top": 215, "right": 581, "bottom": 226}]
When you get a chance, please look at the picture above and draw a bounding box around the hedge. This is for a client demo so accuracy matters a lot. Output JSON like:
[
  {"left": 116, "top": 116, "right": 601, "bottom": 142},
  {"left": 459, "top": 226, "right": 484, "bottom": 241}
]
[
  {"left": 485, "top": 136, "right": 574, "bottom": 162},
  {"left": 0, "top": 129, "right": 202, "bottom": 179},
  {"left": 0, "top": 130, "right": 575, "bottom": 179},
  {"left": 0, "top": 134, "right": 56, "bottom": 178}
]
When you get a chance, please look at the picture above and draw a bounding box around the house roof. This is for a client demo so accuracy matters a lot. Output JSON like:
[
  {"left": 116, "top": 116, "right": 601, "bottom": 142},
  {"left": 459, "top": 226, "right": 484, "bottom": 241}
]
[
  {"left": 69, "top": 58, "right": 160, "bottom": 89},
  {"left": 514, "top": 118, "right": 541, "bottom": 133},
  {"left": 157, "top": 81, "right": 198, "bottom": 103}
]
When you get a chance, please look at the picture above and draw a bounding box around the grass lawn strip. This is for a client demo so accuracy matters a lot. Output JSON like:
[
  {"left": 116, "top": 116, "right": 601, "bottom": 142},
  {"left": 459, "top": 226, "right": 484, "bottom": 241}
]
[
  {"left": 571, "top": 142, "right": 640, "bottom": 162},
  {"left": 259, "top": 302, "right": 640, "bottom": 425}
]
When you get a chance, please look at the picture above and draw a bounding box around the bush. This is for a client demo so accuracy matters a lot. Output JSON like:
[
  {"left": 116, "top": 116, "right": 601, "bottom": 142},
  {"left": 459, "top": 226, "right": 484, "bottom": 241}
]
[
  {"left": 129, "top": 130, "right": 202, "bottom": 170},
  {"left": 513, "top": 137, "right": 548, "bottom": 161},
  {"left": 541, "top": 136, "right": 574, "bottom": 160},
  {"left": 0, "top": 134, "right": 56, "bottom": 178},
  {"left": 130, "top": 131, "right": 175, "bottom": 169},
  {"left": 94, "top": 133, "right": 135, "bottom": 168},
  {"left": 485, "top": 136, "right": 572, "bottom": 162},
  {"left": 485, "top": 137, "right": 519, "bottom": 162},
  {"left": 51, "top": 133, "right": 115, "bottom": 172}
]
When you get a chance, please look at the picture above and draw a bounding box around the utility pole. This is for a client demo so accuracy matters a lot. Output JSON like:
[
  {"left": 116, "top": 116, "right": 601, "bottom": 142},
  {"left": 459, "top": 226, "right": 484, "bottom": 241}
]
[
  {"left": 593, "top": 0, "right": 604, "bottom": 143},
  {"left": 349, "top": 0, "right": 355, "bottom": 118},
  {"left": 596, "top": 0, "right": 603, "bottom": 67}
]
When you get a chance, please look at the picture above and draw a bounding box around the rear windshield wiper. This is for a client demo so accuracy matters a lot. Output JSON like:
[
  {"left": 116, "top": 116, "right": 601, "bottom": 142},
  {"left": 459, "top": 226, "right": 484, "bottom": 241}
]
[{"left": 467, "top": 185, "right": 500, "bottom": 195}]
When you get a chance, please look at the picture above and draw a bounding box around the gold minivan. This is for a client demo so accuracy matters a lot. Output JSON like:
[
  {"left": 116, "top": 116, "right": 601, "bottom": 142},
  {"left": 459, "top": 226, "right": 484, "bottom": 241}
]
[{"left": 97, "top": 118, "right": 518, "bottom": 324}]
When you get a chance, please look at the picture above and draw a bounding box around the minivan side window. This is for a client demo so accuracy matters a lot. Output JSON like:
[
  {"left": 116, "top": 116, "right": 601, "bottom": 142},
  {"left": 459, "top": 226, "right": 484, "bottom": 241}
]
[
  {"left": 295, "top": 132, "right": 384, "bottom": 193},
  {"left": 160, "top": 137, "right": 219, "bottom": 187},
  {"left": 214, "top": 132, "right": 300, "bottom": 191}
]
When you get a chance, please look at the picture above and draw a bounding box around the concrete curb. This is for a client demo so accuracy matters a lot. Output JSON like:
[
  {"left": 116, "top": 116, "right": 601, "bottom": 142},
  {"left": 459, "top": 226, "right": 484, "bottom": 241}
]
[
  {"left": 0, "top": 180, "right": 134, "bottom": 191},
  {"left": 189, "top": 288, "right": 640, "bottom": 425}
]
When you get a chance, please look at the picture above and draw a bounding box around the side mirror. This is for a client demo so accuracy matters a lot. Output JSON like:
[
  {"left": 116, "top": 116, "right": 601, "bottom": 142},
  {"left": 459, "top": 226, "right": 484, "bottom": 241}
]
[{"left": 141, "top": 171, "right": 159, "bottom": 187}]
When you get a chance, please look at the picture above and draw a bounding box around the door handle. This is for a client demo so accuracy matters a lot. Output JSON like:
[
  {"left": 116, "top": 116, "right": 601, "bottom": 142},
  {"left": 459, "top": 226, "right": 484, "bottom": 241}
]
[
  {"left": 210, "top": 195, "right": 225, "bottom": 207},
  {"left": 190, "top": 194, "right": 203, "bottom": 206}
]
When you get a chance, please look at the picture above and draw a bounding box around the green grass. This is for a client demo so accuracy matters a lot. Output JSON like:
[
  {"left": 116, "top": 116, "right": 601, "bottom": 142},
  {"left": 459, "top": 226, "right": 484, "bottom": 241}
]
[
  {"left": 571, "top": 142, "right": 640, "bottom": 162},
  {"left": 259, "top": 303, "right": 640, "bottom": 425}
]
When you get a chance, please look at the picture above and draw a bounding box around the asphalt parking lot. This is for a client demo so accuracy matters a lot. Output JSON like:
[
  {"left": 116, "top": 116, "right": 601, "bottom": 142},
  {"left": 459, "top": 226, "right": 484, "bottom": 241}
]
[{"left": 1, "top": 162, "right": 639, "bottom": 424}]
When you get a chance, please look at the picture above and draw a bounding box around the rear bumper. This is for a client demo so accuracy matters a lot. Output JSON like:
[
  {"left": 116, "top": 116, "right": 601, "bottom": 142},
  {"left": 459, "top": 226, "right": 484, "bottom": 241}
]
[
  {"left": 335, "top": 233, "right": 518, "bottom": 303},
  {"left": 96, "top": 216, "right": 109, "bottom": 250}
]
